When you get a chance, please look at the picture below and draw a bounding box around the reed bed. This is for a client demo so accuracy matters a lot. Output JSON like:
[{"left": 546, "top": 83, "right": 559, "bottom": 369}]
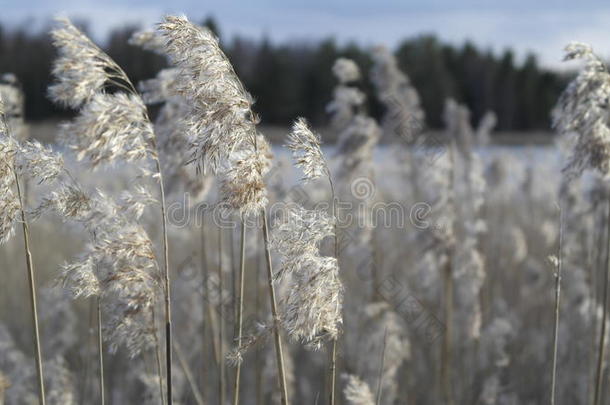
[{"left": 0, "top": 16, "right": 609, "bottom": 405}]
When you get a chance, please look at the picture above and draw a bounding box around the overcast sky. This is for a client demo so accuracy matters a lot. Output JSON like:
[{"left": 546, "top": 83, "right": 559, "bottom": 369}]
[{"left": 1, "top": 0, "right": 609, "bottom": 68}]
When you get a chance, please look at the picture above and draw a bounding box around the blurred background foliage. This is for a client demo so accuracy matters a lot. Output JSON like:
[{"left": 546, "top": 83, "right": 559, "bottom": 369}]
[{"left": 0, "top": 16, "right": 567, "bottom": 131}]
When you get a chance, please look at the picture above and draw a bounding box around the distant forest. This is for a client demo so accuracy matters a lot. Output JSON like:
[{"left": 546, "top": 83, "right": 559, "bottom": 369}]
[{"left": 0, "top": 16, "right": 568, "bottom": 130}]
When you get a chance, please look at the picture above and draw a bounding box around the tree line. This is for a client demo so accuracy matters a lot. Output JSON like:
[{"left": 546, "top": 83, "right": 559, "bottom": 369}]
[{"left": 0, "top": 17, "right": 568, "bottom": 131}]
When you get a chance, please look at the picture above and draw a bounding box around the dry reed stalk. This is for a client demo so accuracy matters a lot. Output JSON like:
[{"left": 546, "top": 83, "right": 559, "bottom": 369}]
[
  {"left": 550, "top": 205, "right": 563, "bottom": 405},
  {"left": 594, "top": 200, "right": 610, "bottom": 405},
  {"left": 173, "top": 340, "right": 205, "bottom": 405},
  {"left": 262, "top": 209, "right": 290, "bottom": 405},
  {"left": 441, "top": 254, "right": 454, "bottom": 405},
  {"left": 97, "top": 297, "right": 105, "bottom": 405},
  {"left": 255, "top": 231, "right": 264, "bottom": 405},
  {"left": 218, "top": 225, "right": 226, "bottom": 405},
  {"left": 589, "top": 200, "right": 608, "bottom": 404},
  {"left": 199, "top": 220, "right": 212, "bottom": 402},
  {"left": 233, "top": 220, "right": 246, "bottom": 405},
  {"left": 329, "top": 340, "right": 338, "bottom": 405},
  {"left": 440, "top": 142, "right": 457, "bottom": 405},
  {"left": 13, "top": 169, "right": 45, "bottom": 405},
  {"left": 375, "top": 328, "right": 388, "bottom": 405},
  {"left": 154, "top": 154, "right": 174, "bottom": 405},
  {"left": 136, "top": 141, "right": 174, "bottom": 405},
  {"left": 80, "top": 301, "right": 94, "bottom": 402},
  {"left": 231, "top": 225, "right": 238, "bottom": 327},
  {"left": 151, "top": 307, "right": 167, "bottom": 405},
  {"left": 329, "top": 176, "right": 339, "bottom": 405}
]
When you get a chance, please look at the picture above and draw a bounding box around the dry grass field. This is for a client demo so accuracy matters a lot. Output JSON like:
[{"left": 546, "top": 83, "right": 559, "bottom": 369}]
[{"left": 0, "top": 15, "right": 608, "bottom": 405}]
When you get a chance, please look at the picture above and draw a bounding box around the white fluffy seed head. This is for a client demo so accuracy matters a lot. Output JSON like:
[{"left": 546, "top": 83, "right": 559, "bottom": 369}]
[
  {"left": 287, "top": 118, "right": 329, "bottom": 182},
  {"left": 48, "top": 17, "right": 114, "bottom": 108},
  {"left": 138, "top": 68, "right": 181, "bottom": 105},
  {"left": 0, "top": 75, "right": 27, "bottom": 141},
  {"left": 554, "top": 42, "right": 610, "bottom": 178},
  {"left": 332, "top": 58, "right": 361, "bottom": 84},
  {"left": 15, "top": 140, "right": 64, "bottom": 183},
  {"left": 96, "top": 222, "right": 161, "bottom": 357},
  {"left": 158, "top": 15, "right": 257, "bottom": 174},
  {"left": 444, "top": 98, "right": 474, "bottom": 154},
  {"left": 280, "top": 254, "right": 343, "bottom": 348},
  {"left": 220, "top": 144, "right": 269, "bottom": 217},
  {"left": 371, "top": 45, "right": 425, "bottom": 141},
  {"left": 335, "top": 115, "right": 381, "bottom": 177},
  {"left": 272, "top": 204, "right": 334, "bottom": 273},
  {"left": 343, "top": 375, "right": 375, "bottom": 405},
  {"left": 326, "top": 86, "right": 366, "bottom": 131},
  {"left": 59, "top": 92, "right": 153, "bottom": 167},
  {"left": 476, "top": 111, "right": 497, "bottom": 146},
  {"left": 563, "top": 42, "right": 595, "bottom": 61},
  {"left": 128, "top": 30, "right": 167, "bottom": 55},
  {"left": 59, "top": 256, "right": 101, "bottom": 299},
  {"left": 138, "top": 66, "right": 215, "bottom": 200},
  {"left": 0, "top": 187, "right": 19, "bottom": 245},
  {"left": 0, "top": 137, "right": 19, "bottom": 245}
]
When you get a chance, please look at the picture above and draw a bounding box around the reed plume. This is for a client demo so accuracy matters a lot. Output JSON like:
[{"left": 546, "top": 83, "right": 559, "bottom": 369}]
[
  {"left": 326, "top": 58, "right": 365, "bottom": 131},
  {"left": 44, "top": 186, "right": 163, "bottom": 357},
  {"left": 276, "top": 118, "right": 343, "bottom": 403},
  {"left": 158, "top": 15, "right": 288, "bottom": 404},
  {"left": 0, "top": 74, "right": 28, "bottom": 141},
  {"left": 133, "top": 34, "right": 214, "bottom": 200},
  {"left": 370, "top": 45, "right": 424, "bottom": 143},
  {"left": 0, "top": 89, "right": 64, "bottom": 405},
  {"left": 343, "top": 375, "right": 375, "bottom": 405},
  {"left": 553, "top": 42, "right": 610, "bottom": 405},
  {"left": 49, "top": 17, "right": 174, "bottom": 403}
]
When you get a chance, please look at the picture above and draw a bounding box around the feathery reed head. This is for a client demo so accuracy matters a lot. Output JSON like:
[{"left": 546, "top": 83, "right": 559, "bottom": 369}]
[
  {"left": 59, "top": 92, "right": 153, "bottom": 167},
  {"left": 343, "top": 374, "right": 375, "bottom": 405},
  {"left": 287, "top": 118, "right": 329, "bottom": 182},
  {"left": 563, "top": 42, "right": 596, "bottom": 61},
  {"left": 220, "top": 140, "right": 270, "bottom": 216},
  {"left": 554, "top": 42, "right": 610, "bottom": 177},
  {"left": 14, "top": 140, "right": 64, "bottom": 184},
  {"left": 97, "top": 222, "right": 161, "bottom": 357},
  {"left": 59, "top": 256, "right": 100, "bottom": 299},
  {"left": 0, "top": 137, "right": 19, "bottom": 245},
  {"left": 128, "top": 30, "right": 167, "bottom": 55},
  {"left": 475, "top": 111, "right": 497, "bottom": 146},
  {"left": 371, "top": 44, "right": 425, "bottom": 140},
  {"left": 48, "top": 17, "right": 116, "bottom": 108},
  {"left": 158, "top": 15, "right": 257, "bottom": 174},
  {"left": 334, "top": 115, "right": 381, "bottom": 175},
  {"left": 281, "top": 254, "right": 343, "bottom": 348},
  {"left": 138, "top": 68, "right": 181, "bottom": 105},
  {"left": 332, "top": 58, "right": 361, "bottom": 84},
  {"left": 0, "top": 74, "right": 27, "bottom": 141},
  {"left": 272, "top": 204, "right": 334, "bottom": 268}
]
